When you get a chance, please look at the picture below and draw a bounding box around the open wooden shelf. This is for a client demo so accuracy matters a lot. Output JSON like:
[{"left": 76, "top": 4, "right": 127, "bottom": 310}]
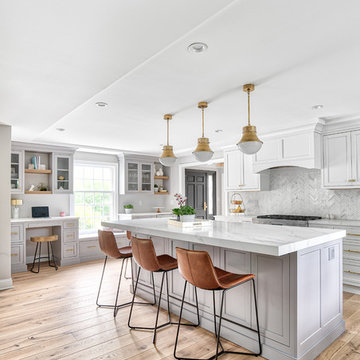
[
  {"left": 25, "top": 169, "right": 52, "bottom": 174},
  {"left": 25, "top": 191, "right": 52, "bottom": 194},
  {"left": 155, "top": 191, "right": 169, "bottom": 195},
  {"left": 154, "top": 176, "right": 169, "bottom": 180}
]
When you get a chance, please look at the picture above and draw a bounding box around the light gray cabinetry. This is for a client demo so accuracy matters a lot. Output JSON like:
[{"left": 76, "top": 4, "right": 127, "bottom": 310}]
[
  {"left": 53, "top": 153, "right": 73, "bottom": 193},
  {"left": 11, "top": 150, "right": 24, "bottom": 194},
  {"left": 11, "top": 224, "right": 26, "bottom": 273}
]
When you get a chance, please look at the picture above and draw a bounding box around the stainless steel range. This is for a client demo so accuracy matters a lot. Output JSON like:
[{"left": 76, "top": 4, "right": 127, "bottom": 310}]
[{"left": 253, "top": 214, "right": 322, "bottom": 227}]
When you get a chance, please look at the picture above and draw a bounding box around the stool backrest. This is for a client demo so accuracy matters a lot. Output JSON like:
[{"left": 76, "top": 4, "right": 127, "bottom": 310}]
[
  {"left": 176, "top": 247, "right": 220, "bottom": 290},
  {"left": 131, "top": 236, "right": 161, "bottom": 272},
  {"left": 98, "top": 230, "right": 121, "bottom": 259}
]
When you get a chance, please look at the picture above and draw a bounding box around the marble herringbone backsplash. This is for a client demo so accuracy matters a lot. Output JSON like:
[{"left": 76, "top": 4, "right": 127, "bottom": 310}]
[{"left": 237, "top": 167, "right": 360, "bottom": 220}]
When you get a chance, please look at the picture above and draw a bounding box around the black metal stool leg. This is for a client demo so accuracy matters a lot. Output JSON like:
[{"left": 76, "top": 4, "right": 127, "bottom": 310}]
[
  {"left": 213, "top": 290, "right": 224, "bottom": 356},
  {"left": 47, "top": 242, "right": 51, "bottom": 266},
  {"left": 252, "top": 278, "right": 262, "bottom": 355},
  {"left": 50, "top": 242, "right": 58, "bottom": 270},
  {"left": 128, "top": 267, "right": 141, "bottom": 328},
  {"left": 30, "top": 242, "right": 39, "bottom": 273},
  {"left": 96, "top": 256, "right": 108, "bottom": 306},
  {"left": 113, "top": 257, "right": 125, "bottom": 317},
  {"left": 37, "top": 242, "right": 42, "bottom": 273},
  {"left": 152, "top": 271, "right": 166, "bottom": 343},
  {"left": 174, "top": 280, "right": 187, "bottom": 360}
]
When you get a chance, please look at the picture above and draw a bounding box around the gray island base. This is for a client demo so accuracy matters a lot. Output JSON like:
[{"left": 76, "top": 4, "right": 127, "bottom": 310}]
[{"left": 102, "top": 219, "right": 346, "bottom": 360}]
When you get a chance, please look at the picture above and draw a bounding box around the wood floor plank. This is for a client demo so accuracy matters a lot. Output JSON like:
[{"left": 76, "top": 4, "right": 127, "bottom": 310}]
[{"left": 1, "top": 259, "right": 359, "bottom": 360}]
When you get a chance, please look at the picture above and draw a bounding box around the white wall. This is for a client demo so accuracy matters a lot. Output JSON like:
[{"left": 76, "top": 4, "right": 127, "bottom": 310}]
[{"left": 0, "top": 125, "right": 12, "bottom": 290}]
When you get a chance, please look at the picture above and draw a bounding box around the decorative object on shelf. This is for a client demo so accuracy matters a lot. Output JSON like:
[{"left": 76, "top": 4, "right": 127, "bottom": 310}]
[
  {"left": 237, "top": 84, "right": 263, "bottom": 154},
  {"left": 229, "top": 192, "right": 245, "bottom": 214},
  {"left": 39, "top": 164, "right": 46, "bottom": 170},
  {"left": 31, "top": 155, "right": 41, "bottom": 170},
  {"left": 59, "top": 211, "right": 65, "bottom": 217},
  {"left": 58, "top": 175, "right": 65, "bottom": 181},
  {"left": 159, "top": 114, "right": 177, "bottom": 166},
  {"left": 124, "top": 204, "right": 133, "bottom": 214},
  {"left": 28, "top": 184, "right": 35, "bottom": 192},
  {"left": 28, "top": 164, "right": 35, "bottom": 170},
  {"left": 154, "top": 184, "right": 159, "bottom": 193},
  {"left": 193, "top": 101, "right": 214, "bottom": 162},
  {"left": 11, "top": 199, "right": 23, "bottom": 219},
  {"left": 38, "top": 183, "right": 49, "bottom": 192}
]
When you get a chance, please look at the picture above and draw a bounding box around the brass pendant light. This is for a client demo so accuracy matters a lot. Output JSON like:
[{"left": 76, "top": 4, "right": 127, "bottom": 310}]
[
  {"left": 159, "top": 114, "right": 177, "bottom": 166},
  {"left": 193, "top": 102, "right": 214, "bottom": 162},
  {"left": 237, "top": 84, "right": 263, "bottom": 154}
]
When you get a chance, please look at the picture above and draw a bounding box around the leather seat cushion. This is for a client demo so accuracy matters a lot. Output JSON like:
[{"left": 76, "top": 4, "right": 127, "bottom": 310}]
[
  {"left": 215, "top": 267, "right": 255, "bottom": 289},
  {"left": 157, "top": 254, "right": 178, "bottom": 271},
  {"left": 118, "top": 246, "right": 132, "bottom": 258}
]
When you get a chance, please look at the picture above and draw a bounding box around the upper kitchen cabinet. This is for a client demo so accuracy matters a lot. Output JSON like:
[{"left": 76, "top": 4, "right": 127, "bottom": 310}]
[
  {"left": 11, "top": 149, "right": 24, "bottom": 194},
  {"left": 322, "top": 130, "right": 360, "bottom": 189},
  {"left": 253, "top": 125, "right": 322, "bottom": 173},
  {"left": 118, "top": 154, "right": 156, "bottom": 194},
  {"left": 224, "top": 148, "right": 269, "bottom": 191},
  {"left": 11, "top": 142, "right": 76, "bottom": 194},
  {"left": 53, "top": 153, "right": 74, "bottom": 194}
]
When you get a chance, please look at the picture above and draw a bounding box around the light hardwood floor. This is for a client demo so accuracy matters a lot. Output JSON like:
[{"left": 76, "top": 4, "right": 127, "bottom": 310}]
[{"left": 1, "top": 259, "right": 360, "bottom": 360}]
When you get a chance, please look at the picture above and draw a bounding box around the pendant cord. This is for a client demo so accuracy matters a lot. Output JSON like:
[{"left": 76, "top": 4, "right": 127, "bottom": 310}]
[
  {"left": 247, "top": 89, "right": 251, "bottom": 126},
  {"left": 166, "top": 119, "right": 169, "bottom": 146},
  {"left": 202, "top": 108, "right": 205, "bottom": 137}
]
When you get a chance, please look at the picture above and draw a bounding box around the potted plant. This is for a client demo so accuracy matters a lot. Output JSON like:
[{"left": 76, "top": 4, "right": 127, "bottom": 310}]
[
  {"left": 172, "top": 193, "right": 196, "bottom": 222},
  {"left": 154, "top": 184, "right": 159, "bottom": 193},
  {"left": 124, "top": 204, "right": 134, "bottom": 214}
]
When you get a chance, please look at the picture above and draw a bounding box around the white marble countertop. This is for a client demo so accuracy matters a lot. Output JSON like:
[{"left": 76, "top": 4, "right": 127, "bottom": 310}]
[
  {"left": 214, "top": 215, "right": 254, "bottom": 222},
  {"left": 309, "top": 219, "right": 360, "bottom": 227},
  {"left": 11, "top": 216, "right": 79, "bottom": 224},
  {"left": 118, "top": 212, "right": 173, "bottom": 216},
  {"left": 102, "top": 218, "right": 346, "bottom": 256}
]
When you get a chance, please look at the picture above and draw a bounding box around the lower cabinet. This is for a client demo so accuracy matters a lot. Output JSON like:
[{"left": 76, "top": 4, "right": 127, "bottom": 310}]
[
  {"left": 63, "top": 242, "right": 78, "bottom": 258},
  {"left": 11, "top": 244, "right": 24, "bottom": 265}
]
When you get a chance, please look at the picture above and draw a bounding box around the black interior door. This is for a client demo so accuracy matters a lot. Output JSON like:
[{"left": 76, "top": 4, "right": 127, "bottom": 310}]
[{"left": 185, "top": 170, "right": 208, "bottom": 219}]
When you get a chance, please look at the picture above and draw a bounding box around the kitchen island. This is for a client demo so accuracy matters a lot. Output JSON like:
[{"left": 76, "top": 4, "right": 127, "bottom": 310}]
[{"left": 102, "top": 218, "right": 346, "bottom": 360}]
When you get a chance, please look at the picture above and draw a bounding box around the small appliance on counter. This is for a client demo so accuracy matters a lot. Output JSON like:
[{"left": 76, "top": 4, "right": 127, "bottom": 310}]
[
  {"left": 32, "top": 206, "right": 50, "bottom": 218},
  {"left": 253, "top": 214, "right": 322, "bottom": 227}
]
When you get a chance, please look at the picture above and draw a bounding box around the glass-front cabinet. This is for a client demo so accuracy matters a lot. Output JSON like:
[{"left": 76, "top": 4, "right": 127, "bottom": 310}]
[
  {"left": 11, "top": 151, "right": 24, "bottom": 194},
  {"left": 126, "top": 161, "right": 139, "bottom": 192},
  {"left": 53, "top": 154, "right": 73, "bottom": 194},
  {"left": 126, "top": 161, "right": 153, "bottom": 193},
  {"left": 141, "top": 163, "right": 152, "bottom": 192}
]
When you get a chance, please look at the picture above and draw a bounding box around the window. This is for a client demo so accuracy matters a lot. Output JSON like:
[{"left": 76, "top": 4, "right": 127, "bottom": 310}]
[{"left": 74, "top": 163, "right": 117, "bottom": 234}]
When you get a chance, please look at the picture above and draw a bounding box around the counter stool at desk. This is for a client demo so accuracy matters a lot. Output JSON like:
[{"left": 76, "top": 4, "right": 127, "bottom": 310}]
[
  {"left": 30, "top": 235, "right": 58, "bottom": 273},
  {"left": 174, "top": 247, "right": 262, "bottom": 360}
]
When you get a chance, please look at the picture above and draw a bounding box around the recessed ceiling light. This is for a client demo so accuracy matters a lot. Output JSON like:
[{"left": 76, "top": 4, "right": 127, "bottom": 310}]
[
  {"left": 96, "top": 101, "right": 108, "bottom": 107},
  {"left": 56, "top": 128, "right": 65, "bottom": 132},
  {"left": 187, "top": 42, "right": 208, "bottom": 53},
  {"left": 312, "top": 104, "right": 324, "bottom": 110},
  {"left": 215, "top": 129, "right": 223, "bottom": 133}
]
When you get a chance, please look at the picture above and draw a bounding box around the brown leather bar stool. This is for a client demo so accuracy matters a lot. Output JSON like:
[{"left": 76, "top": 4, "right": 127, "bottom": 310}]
[
  {"left": 96, "top": 230, "right": 153, "bottom": 317},
  {"left": 174, "top": 248, "right": 262, "bottom": 360},
  {"left": 30, "top": 235, "right": 58, "bottom": 273},
  {"left": 128, "top": 236, "right": 200, "bottom": 344}
]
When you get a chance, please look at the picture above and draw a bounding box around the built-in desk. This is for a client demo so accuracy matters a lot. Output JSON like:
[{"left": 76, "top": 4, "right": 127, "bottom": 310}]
[{"left": 10, "top": 217, "right": 80, "bottom": 273}]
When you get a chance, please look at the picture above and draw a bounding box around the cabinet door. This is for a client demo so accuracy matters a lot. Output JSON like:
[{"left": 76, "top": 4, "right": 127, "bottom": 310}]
[
  {"left": 140, "top": 163, "right": 153, "bottom": 192},
  {"left": 254, "top": 138, "right": 280, "bottom": 163},
  {"left": 242, "top": 153, "right": 260, "bottom": 190},
  {"left": 323, "top": 133, "right": 352, "bottom": 187},
  {"left": 224, "top": 150, "right": 243, "bottom": 190},
  {"left": 126, "top": 161, "right": 139, "bottom": 192},
  {"left": 11, "top": 151, "right": 24, "bottom": 194},
  {"left": 54, "top": 154, "right": 73, "bottom": 194},
  {"left": 351, "top": 130, "right": 360, "bottom": 185}
]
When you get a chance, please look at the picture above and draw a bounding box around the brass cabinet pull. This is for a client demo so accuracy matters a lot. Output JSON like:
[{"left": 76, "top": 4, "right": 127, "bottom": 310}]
[
  {"left": 11, "top": 253, "right": 18, "bottom": 257},
  {"left": 66, "top": 234, "right": 73, "bottom": 238},
  {"left": 344, "top": 249, "right": 360, "bottom": 254},
  {"left": 11, "top": 232, "right": 18, "bottom": 236},
  {"left": 348, "top": 179, "right": 356, "bottom": 182},
  {"left": 203, "top": 202, "right": 208, "bottom": 211},
  {"left": 65, "top": 249, "right": 74, "bottom": 252},
  {"left": 345, "top": 270, "right": 360, "bottom": 276},
  {"left": 238, "top": 184, "right": 244, "bottom": 187},
  {"left": 87, "top": 246, "right": 97, "bottom": 249},
  {"left": 347, "top": 233, "right": 360, "bottom": 237}
]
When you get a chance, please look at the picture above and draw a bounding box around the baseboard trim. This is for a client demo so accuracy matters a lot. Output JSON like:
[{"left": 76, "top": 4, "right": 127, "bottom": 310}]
[{"left": 0, "top": 278, "right": 13, "bottom": 291}]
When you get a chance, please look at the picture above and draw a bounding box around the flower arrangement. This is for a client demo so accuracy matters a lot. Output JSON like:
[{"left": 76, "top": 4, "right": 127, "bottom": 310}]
[{"left": 172, "top": 193, "right": 196, "bottom": 217}]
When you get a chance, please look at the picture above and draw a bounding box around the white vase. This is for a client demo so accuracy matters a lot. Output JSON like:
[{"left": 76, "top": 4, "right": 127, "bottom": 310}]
[
  {"left": 12, "top": 206, "right": 20, "bottom": 219},
  {"left": 124, "top": 208, "right": 132, "bottom": 214},
  {"left": 180, "top": 214, "right": 195, "bottom": 222}
]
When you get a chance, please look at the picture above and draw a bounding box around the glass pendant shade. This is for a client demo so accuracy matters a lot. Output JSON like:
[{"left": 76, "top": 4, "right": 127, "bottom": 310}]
[
  {"left": 159, "top": 145, "right": 177, "bottom": 166},
  {"left": 159, "top": 114, "right": 177, "bottom": 166},
  {"left": 237, "top": 125, "right": 263, "bottom": 154},
  {"left": 193, "top": 102, "right": 214, "bottom": 162},
  {"left": 237, "top": 84, "right": 263, "bottom": 155}
]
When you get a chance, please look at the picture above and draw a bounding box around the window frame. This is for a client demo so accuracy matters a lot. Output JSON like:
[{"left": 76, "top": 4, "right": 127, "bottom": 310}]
[{"left": 73, "top": 160, "right": 118, "bottom": 235}]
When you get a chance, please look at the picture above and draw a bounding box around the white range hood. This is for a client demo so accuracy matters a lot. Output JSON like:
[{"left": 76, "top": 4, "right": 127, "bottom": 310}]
[{"left": 253, "top": 123, "right": 323, "bottom": 173}]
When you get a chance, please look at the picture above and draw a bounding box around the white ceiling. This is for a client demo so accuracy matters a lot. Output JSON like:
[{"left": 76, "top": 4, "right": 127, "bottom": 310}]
[{"left": 2, "top": 0, "right": 360, "bottom": 155}]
